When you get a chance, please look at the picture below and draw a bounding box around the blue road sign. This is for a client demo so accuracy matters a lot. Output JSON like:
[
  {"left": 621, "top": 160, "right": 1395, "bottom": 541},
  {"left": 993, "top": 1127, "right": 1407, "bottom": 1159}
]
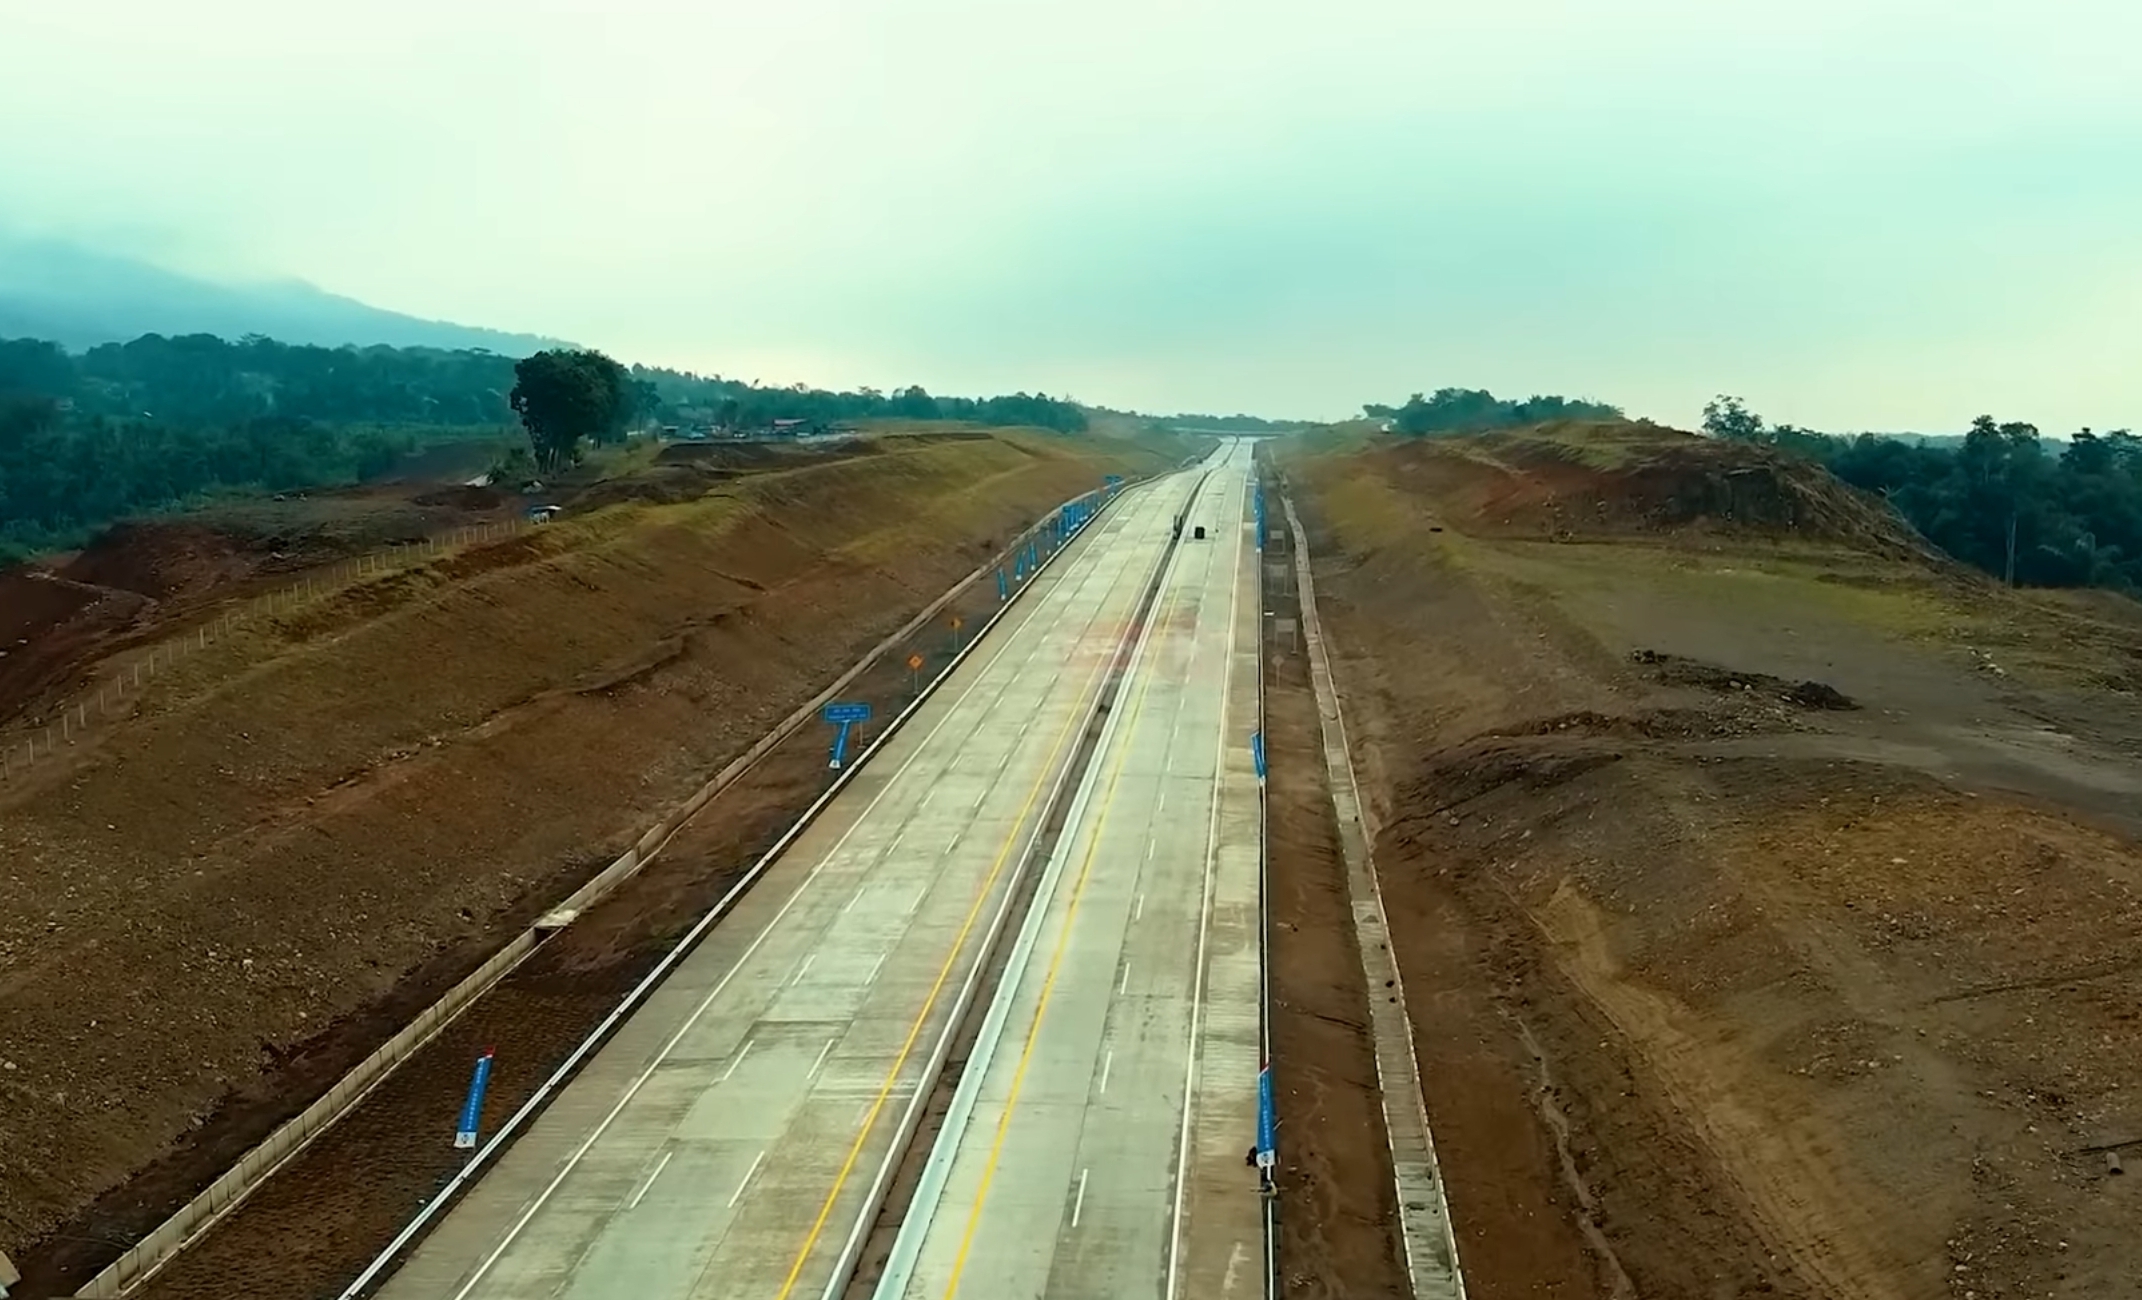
[
  {"left": 824, "top": 702, "right": 870, "bottom": 770},
  {"left": 1251, "top": 731, "right": 1266, "bottom": 779},
  {"left": 997, "top": 569, "right": 1010, "bottom": 602},
  {"left": 455, "top": 1050, "right": 495, "bottom": 1149}
]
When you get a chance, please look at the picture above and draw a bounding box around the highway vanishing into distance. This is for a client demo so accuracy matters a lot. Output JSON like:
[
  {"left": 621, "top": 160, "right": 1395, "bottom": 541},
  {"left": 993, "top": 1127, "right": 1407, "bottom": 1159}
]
[{"left": 378, "top": 442, "right": 1267, "bottom": 1300}]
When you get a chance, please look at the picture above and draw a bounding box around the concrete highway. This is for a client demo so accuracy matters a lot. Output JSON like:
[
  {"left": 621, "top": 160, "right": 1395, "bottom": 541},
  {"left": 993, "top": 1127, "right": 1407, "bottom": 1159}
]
[
  {"left": 378, "top": 466, "right": 1203, "bottom": 1300},
  {"left": 872, "top": 440, "right": 1267, "bottom": 1300}
]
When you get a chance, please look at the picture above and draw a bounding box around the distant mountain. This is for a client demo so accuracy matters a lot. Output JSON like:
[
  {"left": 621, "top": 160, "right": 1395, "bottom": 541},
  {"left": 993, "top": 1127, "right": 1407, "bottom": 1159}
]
[{"left": 0, "top": 234, "right": 565, "bottom": 354}]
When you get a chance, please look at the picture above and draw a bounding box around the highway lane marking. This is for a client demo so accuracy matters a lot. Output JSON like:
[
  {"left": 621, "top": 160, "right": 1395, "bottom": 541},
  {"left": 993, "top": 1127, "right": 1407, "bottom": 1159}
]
[
  {"left": 1164, "top": 460, "right": 1250, "bottom": 1300},
  {"left": 1072, "top": 1168, "right": 1090, "bottom": 1229},
  {"left": 730, "top": 1150, "right": 768, "bottom": 1208},
  {"left": 627, "top": 1150, "right": 674, "bottom": 1210},
  {"left": 1099, "top": 1049, "right": 1113, "bottom": 1095},
  {"left": 797, "top": 953, "right": 818, "bottom": 982},
  {"left": 867, "top": 954, "right": 885, "bottom": 984},
  {"left": 1118, "top": 962, "right": 1132, "bottom": 996},
  {"left": 936, "top": 476, "right": 1209, "bottom": 1300},
  {"left": 811, "top": 1038, "right": 837, "bottom": 1078},
  {"left": 438, "top": 527, "right": 1113, "bottom": 1300},
  {"left": 1136, "top": 891, "right": 1145, "bottom": 919},
  {"left": 718, "top": 1039, "right": 755, "bottom": 1084},
  {"left": 768, "top": 510, "right": 1160, "bottom": 1300}
]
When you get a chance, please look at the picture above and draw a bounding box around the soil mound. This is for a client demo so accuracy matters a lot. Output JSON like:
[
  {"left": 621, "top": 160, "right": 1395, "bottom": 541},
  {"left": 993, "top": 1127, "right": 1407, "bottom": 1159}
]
[
  {"left": 57, "top": 522, "right": 263, "bottom": 602},
  {"left": 410, "top": 484, "right": 505, "bottom": 511},
  {"left": 1374, "top": 421, "right": 1934, "bottom": 558}
]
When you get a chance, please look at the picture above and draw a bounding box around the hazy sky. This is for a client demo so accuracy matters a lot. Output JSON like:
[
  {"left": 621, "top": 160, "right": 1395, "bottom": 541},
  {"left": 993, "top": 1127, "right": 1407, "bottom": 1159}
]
[{"left": 4, "top": 0, "right": 2139, "bottom": 430}]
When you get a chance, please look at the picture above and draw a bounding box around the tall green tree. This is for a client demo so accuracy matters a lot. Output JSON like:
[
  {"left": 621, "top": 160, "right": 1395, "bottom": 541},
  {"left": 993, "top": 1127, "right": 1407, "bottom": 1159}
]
[
  {"left": 509, "top": 349, "right": 630, "bottom": 473},
  {"left": 1702, "top": 394, "right": 1765, "bottom": 441}
]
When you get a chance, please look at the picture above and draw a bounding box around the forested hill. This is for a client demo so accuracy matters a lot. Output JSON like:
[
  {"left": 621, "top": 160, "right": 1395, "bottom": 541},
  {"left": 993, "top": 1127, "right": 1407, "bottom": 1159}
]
[
  {"left": 0, "top": 234, "right": 560, "bottom": 354},
  {"left": 0, "top": 334, "right": 1088, "bottom": 432},
  {"left": 0, "top": 332, "right": 1088, "bottom": 559}
]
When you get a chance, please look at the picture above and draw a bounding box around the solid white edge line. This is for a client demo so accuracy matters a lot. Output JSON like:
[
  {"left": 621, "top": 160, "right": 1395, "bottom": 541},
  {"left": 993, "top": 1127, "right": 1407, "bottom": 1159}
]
[{"left": 1071, "top": 1168, "right": 1090, "bottom": 1229}]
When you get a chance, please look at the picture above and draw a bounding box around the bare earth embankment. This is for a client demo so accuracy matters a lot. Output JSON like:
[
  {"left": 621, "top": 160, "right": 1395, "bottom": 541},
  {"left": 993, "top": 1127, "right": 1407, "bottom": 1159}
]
[
  {"left": 0, "top": 429, "right": 1194, "bottom": 1296},
  {"left": 1279, "top": 422, "right": 2142, "bottom": 1300}
]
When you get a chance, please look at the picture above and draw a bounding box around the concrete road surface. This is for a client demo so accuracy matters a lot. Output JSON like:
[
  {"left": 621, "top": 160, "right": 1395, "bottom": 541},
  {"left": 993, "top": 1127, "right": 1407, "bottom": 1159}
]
[
  {"left": 379, "top": 467, "right": 1202, "bottom": 1300},
  {"left": 873, "top": 440, "right": 1266, "bottom": 1300}
]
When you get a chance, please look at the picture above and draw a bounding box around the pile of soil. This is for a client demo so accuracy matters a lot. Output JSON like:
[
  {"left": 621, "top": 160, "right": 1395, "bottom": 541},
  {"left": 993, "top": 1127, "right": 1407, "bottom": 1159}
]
[
  {"left": 0, "top": 571, "right": 153, "bottom": 728},
  {"left": 58, "top": 522, "right": 263, "bottom": 602},
  {"left": 1367, "top": 421, "right": 1938, "bottom": 560},
  {"left": 1277, "top": 435, "right": 2142, "bottom": 1300}
]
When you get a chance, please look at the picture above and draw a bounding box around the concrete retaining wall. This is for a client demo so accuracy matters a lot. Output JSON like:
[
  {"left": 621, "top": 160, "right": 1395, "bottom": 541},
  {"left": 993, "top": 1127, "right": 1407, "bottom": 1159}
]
[{"left": 74, "top": 931, "right": 538, "bottom": 1298}]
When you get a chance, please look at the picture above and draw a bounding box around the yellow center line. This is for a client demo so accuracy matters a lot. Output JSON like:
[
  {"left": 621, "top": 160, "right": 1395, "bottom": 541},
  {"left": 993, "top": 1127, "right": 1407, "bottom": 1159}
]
[
  {"left": 937, "top": 487, "right": 1207, "bottom": 1300},
  {"left": 770, "top": 503, "right": 1164, "bottom": 1300}
]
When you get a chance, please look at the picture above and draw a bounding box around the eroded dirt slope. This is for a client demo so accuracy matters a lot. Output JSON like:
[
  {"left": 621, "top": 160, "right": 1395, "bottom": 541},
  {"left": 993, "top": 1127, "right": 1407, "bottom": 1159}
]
[
  {"left": 1279, "top": 424, "right": 2142, "bottom": 1300},
  {"left": 0, "top": 430, "right": 1191, "bottom": 1268}
]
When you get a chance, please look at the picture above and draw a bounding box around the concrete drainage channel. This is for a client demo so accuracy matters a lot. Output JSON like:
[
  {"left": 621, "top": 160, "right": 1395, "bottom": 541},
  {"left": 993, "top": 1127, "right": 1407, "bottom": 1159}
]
[
  {"left": 68, "top": 471, "right": 1168, "bottom": 1300},
  {"left": 1278, "top": 487, "right": 1467, "bottom": 1300}
]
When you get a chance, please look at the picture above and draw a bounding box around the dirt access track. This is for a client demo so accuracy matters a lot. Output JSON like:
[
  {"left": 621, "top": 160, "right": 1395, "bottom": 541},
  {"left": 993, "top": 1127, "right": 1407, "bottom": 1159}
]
[
  {"left": 0, "top": 428, "right": 1197, "bottom": 1294},
  {"left": 1275, "top": 421, "right": 2142, "bottom": 1300}
]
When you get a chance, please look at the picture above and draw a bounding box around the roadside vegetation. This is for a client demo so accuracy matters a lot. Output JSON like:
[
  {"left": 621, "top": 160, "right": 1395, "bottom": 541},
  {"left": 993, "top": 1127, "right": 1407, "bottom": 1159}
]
[
  {"left": 1702, "top": 395, "right": 2142, "bottom": 591},
  {"left": 0, "top": 333, "right": 1090, "bottom": 560},
  {"left": 1366, "top": 386, "right": 1624, "bottom": 433}
]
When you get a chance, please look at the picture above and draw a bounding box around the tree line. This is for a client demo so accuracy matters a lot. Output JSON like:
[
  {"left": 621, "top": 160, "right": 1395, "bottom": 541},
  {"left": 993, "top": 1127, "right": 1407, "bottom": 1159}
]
[
  {"left": 1367, "top": 387, "right": 1624, "bottom": 434},
  {"left": 0, "top": 332, "right": 1090, "bottom": 560},
  {"left": 1703, "top": 395, "right": 2142, "bottom": 590}
]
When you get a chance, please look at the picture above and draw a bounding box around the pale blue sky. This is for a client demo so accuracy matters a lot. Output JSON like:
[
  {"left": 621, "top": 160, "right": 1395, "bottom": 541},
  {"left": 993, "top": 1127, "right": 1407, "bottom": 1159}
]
[{"left": 3, "top": 0, "right": 2138, "bottom": 429}]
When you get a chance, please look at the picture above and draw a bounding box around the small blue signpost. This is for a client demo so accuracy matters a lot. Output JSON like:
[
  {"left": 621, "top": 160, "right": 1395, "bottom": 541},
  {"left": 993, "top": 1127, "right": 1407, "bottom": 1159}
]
[
  {"left": 455, "top": 1049, "right": 495, "bottom": 1150},
  {"left": 822, "top": 701, "right": 871, "bottom": 770},
  {"left": 1254, "top": 485, "right": 1267, "bottom": 552},
  {"left": 1251, "top": 731, "right": 1266, "bottom": 779},
  {"left": 1256, "top": 1064, "right": 1277, "bottom": 1178},
  {"left": 996, "top": 568, "right": 1009, "bottom": 602}
]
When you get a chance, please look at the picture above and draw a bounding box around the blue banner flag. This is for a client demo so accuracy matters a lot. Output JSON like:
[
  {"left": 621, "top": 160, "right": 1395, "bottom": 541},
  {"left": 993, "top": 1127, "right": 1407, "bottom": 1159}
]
[
  {"left": 455, "top": 1050, "right": 495, "bottom": 1149},
  {"left": 1256, "top": 1065, "right": 1277, "bottom": 1170}
]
